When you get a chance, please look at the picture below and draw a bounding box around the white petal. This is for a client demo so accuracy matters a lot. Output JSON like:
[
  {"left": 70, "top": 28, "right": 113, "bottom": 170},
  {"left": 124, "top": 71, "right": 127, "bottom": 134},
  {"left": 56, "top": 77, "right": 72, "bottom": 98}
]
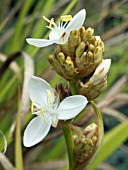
[
  {"left": 23, "top": 116, "right": 52, "bottom": 147},
  {"left": 29, "top": 76, "right": 55, "bottom": 108},
  {"left": 58, "top": 95, "right": 88, "bottom": 120},
  {"left": 49, "top": 29, "right": 60, "bottom": 40},
  {"left": 65, "top": 9, "right": 86, "bottom": 33},
  {"left": 26, "top": 38, "right": 55, "bottom": 47},
  {"left": 89, "top": 59, "right": 111, "bottom": 85}
]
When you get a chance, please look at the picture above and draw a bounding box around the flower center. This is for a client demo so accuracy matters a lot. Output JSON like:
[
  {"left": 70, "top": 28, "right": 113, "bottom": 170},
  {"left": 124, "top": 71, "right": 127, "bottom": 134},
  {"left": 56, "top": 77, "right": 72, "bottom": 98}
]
[
  {"left": 47, "top": 89, "right": 53, "bottom": 106},
  {"left": 31, "top": 90, "right": 60, "bottom": 127}
]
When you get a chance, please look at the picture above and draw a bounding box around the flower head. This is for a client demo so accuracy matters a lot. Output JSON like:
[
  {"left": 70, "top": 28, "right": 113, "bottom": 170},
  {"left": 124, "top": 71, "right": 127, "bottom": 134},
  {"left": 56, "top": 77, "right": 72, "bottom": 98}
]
[
  {"left": 23, "top": 76, "right": 88, "bottom": 147},
  {"left": 26, "top": 9, "right": 86, "bottom": 47}
]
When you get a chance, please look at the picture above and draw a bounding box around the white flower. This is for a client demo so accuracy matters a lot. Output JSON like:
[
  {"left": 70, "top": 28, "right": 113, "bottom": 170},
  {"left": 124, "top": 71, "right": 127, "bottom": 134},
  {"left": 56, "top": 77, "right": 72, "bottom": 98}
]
[
  {"left": 26, "top": 9, "right": 86, "bottom": 47},
  {"left": 89, "top": 59, "right": 111, "bottom": 85},
  {"left": 23, "top": 76, "right": 88, "bottom": 147}
]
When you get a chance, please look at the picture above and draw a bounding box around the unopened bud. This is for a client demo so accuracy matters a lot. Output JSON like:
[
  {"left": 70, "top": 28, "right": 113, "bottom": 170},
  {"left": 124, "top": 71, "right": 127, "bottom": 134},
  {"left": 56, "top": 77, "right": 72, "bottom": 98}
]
[
  {"left": 61, "top": 43, "right": 70, "bottom": 56},
  {"left": 68, "top": 30, "right": 81, "bottom": 58},
  {"left": 94, "top": 46, "right": 103, "bottom": 63},
  {"left": 57, "top": 52, "right": 65, "bottom": 65},
  {"left": 48, "top": 55, "right": 61, "bottom": 75},
  {"left": 75, "top": 42, "right": 85, "bottom": 59},
  {"left": 55, "top": 45, "right": 62, "bottom": 57},
  {"left": 89, "top": 44, "right": 95, "bottom": 52},
  {"left": 64, "top": 57, "right": 75, "bottom": 79},
  {"left": 81, "top": 27, "right": 94, "bottom": 42}
]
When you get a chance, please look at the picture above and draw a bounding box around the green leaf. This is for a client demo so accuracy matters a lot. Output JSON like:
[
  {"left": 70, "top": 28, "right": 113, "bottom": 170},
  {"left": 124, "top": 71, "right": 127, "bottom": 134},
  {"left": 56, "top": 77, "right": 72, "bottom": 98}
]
[{"left": 15, "top": 87, "right": 23, "bottom": 170}]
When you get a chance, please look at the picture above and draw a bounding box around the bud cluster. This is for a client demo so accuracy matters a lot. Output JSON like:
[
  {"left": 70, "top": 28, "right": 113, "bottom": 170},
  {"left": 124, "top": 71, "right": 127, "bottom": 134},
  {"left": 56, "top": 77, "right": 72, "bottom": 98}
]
[
  {"left": 49, "top": 27, "right": 104, "bottom": 80},
  {"left": 49, "top": 26, "right": 110, "bottom": 100},
  {"left": 73, "top": 123, "right": 98, "bottom": 165}
]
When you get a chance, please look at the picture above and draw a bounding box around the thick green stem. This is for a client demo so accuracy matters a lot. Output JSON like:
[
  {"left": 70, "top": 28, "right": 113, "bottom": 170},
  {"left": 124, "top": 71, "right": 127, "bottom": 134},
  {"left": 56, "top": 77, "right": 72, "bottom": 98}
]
[
  {"left": 69, "top": 81, "right": 77, "bottom": 95},
  {"left": 61, "top": 81, "right": 77, "bottom": 169},
  {"left": 90, "top": 100, "right": 104, "bottom": 137},
  {"left": 62, "top": 124, "right": 76, "bottom": 169}
]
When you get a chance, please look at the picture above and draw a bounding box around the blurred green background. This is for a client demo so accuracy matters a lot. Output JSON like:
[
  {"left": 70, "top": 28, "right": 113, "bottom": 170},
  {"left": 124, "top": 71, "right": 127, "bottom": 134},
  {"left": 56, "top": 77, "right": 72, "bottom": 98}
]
[{"left": 0, "top": 0, "right": 128, "bottom": 170}]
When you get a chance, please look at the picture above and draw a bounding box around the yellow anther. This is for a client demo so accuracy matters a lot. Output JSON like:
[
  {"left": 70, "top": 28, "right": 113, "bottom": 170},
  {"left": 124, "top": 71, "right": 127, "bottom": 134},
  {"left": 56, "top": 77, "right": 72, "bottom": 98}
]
[
  {"left": 31, "top": 100, "right": 35, "bottom": 113},
  {"left": 61, "top": 15, "right": 72, "bottom": 22},
  {"left": 40, "top": 107, "right": 47, "bottom": 123},
  {"left": 47, "top": 89, "right": 52, "bottom": 105},
  {"left": 43, "top": 16, "right": 54, "bottom": 28},
  {"left": 31, "top": 97, "right": 36, "bottom": 113}
]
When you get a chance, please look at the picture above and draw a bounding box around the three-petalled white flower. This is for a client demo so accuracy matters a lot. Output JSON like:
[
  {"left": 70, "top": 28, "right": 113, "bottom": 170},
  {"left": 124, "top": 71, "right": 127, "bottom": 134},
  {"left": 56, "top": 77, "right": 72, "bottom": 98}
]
[
  {"left": 23, "top": 76, "right": 88, "bottom": 147},
  {"left": 26, "top": 9, "right": 86, "bottom": 47}
]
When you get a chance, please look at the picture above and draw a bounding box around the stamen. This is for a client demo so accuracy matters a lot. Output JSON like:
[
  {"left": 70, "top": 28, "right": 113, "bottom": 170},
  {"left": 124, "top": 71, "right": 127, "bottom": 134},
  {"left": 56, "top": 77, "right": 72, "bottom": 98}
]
[
  {"left": 60, "top": 21, "right": 63, "bottom": 27},
  {"left": 47, "top": 89, "right": 53, "bottom": 105},
  {"left": 58, "top": 22, "right": 60, "bottom": 28},
  {"left": 31, "top": 98, "right": 36, "bottom": 113},
  {"left": 53, "top": 93, "right": 60, "bottom": 110},
  {"left": 43, "top": 16, "right": 54, "bottom": 29},
  {"left": 63, "top": 21, "right": 68, "bottom": 28},
  {"left": 31, "top": 101, "right": 34, "bottom": 113},
  {"left": 40, "top": 107, "right": 47, "bottom": 123},
  {"left": 61, "top": 15, "right": 72, "bottom": 22}
]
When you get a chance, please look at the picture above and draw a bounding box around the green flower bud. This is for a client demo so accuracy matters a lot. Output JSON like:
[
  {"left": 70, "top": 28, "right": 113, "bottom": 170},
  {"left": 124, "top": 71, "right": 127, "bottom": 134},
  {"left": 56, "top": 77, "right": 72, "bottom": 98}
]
[
  {"left": 80, "top": 27, "right": 94, "bottom": 42},
  {"left": 61, "top": 43, "right": 70, "bottom": 57},
  {"left": 75, "top": 42, "right": 85, "bottom": 59},
  {"left": 93, "top": 46, "right": 103, "bottom": 63},
  {"left": 89, "top": 44, "right": 95, "bottom": 51},
  {"left": 64, "top": 56, "right": 75, "bottom": 80},
  {"left": 68, "top": 30, "right": 81, "bottom": 58},
  {"left": 48, "top": 55, "right": 62, "bottom": 75},
  {"left": 54, "top": 45, "right": 62, "bottom": 57},
  {"left": 57, "top": 52, "right": 65, "bottom": 65}
]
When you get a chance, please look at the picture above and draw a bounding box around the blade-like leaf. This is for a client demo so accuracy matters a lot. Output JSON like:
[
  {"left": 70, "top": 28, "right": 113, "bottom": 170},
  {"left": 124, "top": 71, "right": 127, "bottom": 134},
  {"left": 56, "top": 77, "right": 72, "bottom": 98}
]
[{"left": 15, "top": 87, "right": 23, "bottom": 170}]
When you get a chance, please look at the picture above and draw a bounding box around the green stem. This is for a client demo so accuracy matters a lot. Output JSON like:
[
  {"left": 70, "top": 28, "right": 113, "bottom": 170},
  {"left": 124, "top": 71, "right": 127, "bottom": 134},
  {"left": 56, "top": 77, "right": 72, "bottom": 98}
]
[
  {"left": 62, "top": 124, "right": 76, "bottom": 169},
  {"left": 90, "top": 100, "right": 104, "bottom": 137},
  {"left": 69, "top": 81, "right": 77, "bottom": 95},
  {"left": 61, "top": 81, "right": 77, "bottom": 169}
]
